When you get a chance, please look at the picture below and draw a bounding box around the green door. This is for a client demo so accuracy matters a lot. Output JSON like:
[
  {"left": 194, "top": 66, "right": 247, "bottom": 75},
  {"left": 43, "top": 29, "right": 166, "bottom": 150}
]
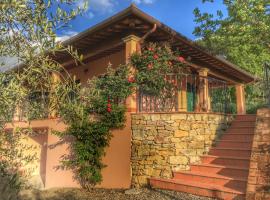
[{"left": 187, "top": 83, "right": 195, "bottom": 112}]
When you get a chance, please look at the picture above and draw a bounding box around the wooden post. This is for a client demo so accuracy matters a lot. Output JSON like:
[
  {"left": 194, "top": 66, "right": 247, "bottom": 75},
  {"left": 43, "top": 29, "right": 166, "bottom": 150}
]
[
  {"left": 197, "top": 68, "right": 210, "bottom": 112},
  {"left": 49, "top": 72, "right": 61, "bottom": 118},
  {"left": 123, "top": 35, "right": 140, "bottom": 112},
  {"left": 235, "top": 84, "right": 246, "bottom": 114},
  {"left": 177, "top": 78, "right": 187, "bottom": 112},
  {"left": 13, "top": 105, "right": 20, "bottom": 121}
]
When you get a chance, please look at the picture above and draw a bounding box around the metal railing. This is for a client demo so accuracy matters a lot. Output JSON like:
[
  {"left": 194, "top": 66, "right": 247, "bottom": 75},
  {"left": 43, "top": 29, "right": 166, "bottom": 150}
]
[
  {"left": 264, "top": 62, "right": 270, "bottom": 107},
  {"left": 137, "top": 73, "right": 234, "bottom": 114}
]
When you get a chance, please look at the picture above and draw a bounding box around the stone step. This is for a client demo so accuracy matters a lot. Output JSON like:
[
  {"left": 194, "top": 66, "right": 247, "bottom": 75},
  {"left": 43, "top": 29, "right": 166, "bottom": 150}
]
[
  {"left": 190, "top": 164, "right": 249, "bottom": 178},
  {"left": 222, "top": 133, "right": 254, "bottom": 141},
  {"left": 230, "top": 123, "right": 255, "bottom": 128},
  {"left": 201, "top": 155, "right": 250, "bottom": 168},
  {"left": 209, "top": 147, "right": 251, "bottom": 158},
  {"left": 215, "top": 140, "right": 253, "bottom": 149},
  {"left": 227, "top": 127, "right": 255, "bottom": 133},
  {"left": 225, "top": 129, "right": 254, "bottom": 135},
  {"left": 173, "top": 171, "right": 247, "bottom": 190},
  {"left": 235, "top": 115, "right": 256, "bottom": 121},
  {"left": 150, "top": 178, "right": 245, "bottom": 199}
]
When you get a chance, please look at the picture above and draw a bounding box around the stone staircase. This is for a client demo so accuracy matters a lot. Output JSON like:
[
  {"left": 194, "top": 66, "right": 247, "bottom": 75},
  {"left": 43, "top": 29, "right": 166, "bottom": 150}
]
[{"left": 150, "top": 115, "right": 256, "bottom": 200}]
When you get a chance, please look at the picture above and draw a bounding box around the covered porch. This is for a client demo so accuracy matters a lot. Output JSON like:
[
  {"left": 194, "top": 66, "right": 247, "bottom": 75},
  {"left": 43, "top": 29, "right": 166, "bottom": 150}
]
[{"left": 136, "top": 69, "right": 247, "bottom": 115}]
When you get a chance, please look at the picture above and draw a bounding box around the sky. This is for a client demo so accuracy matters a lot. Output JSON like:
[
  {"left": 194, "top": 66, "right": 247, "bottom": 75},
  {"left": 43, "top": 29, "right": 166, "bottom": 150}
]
[{"left": 57, "top": 0, "right": 227, "bottom": 41}]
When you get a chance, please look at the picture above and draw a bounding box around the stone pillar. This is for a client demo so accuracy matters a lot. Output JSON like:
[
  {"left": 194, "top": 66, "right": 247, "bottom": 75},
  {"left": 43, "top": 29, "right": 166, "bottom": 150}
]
[
  {"left": 246, "top": 108, "right": 270, "bottom": 200},
  {"left": 49, "top": 72, "right": 61, "bottom": 118},
  {"left": 235, "top": 84, "right": 246, "bottom": 114},
  {"left": 123, "top": 35, "right": 140, "bottom": 112},
  {"left": 197, "top": 68, "right": 210, "bottom": 112}
]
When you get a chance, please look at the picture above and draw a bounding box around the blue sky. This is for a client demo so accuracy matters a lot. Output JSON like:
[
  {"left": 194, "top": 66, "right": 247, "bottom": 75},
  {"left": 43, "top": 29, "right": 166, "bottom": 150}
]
[{"left": 57, "top": 0, "right": 227, "bottom": 41}]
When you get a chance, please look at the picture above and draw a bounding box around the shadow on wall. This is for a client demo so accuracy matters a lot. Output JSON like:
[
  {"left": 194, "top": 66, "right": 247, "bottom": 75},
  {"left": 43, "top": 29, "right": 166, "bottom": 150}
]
[{"left": 47, "top": 134, "right": 80, "bottom": 185}]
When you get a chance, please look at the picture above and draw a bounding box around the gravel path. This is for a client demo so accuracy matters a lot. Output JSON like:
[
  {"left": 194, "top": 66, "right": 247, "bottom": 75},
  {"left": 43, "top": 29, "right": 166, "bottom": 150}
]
[{"left": 19, "top": 188, "right": 216, "bottom": 200}]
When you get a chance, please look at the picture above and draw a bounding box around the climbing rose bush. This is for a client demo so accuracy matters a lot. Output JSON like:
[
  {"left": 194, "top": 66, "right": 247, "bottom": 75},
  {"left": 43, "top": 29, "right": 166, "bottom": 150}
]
[{"left": 131, "top": 43, "right": 187, "bottom": 96}]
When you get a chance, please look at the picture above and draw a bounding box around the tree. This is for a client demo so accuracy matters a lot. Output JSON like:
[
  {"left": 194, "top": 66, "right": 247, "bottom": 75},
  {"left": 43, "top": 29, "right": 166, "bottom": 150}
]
[
  {"left": 0, "top": 0, "right": 87, "bottom": 195},
  {"left": 193, "top": 0, "right": 270, "bottom": 112}
]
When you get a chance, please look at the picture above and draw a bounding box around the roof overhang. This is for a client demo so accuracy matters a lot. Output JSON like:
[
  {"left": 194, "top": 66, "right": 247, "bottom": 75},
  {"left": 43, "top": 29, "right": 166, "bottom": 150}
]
[{"left": 13, "top": 4, "right": 256, "bottom": 84}]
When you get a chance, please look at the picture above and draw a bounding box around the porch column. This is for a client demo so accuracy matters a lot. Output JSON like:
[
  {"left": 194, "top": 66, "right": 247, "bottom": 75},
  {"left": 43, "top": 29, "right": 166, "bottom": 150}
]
[
  {"left": 177, "top": 78, "right": 187, "bottom": 112},
  {"left": 123, "top": 35, "right": 140, "bottom": 112},
  {"left": 197, "top": 68, "right": 210, "bottom": 112},
  {"left": 235, "top": 84, "right": 246, "bottom": 114},
  {"left": 49, "top": 72, "right": 61, "bottom": 118}
]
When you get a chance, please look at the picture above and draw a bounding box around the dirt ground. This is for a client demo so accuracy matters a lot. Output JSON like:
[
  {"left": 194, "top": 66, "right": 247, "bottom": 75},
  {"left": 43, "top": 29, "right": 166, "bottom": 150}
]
[{"left": 18, "top": 188, "right": 215, "bottom": 200}]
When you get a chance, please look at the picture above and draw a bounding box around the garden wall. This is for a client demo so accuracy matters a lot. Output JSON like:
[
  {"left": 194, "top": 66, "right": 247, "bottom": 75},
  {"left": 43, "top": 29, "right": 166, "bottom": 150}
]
[
  {"left": 5, "top": 113, "right": 132, "bottom": 189},
  {"left": 131, "top": 112, "right": 234, "bottom": 187},
  {"left": 246, "top": 108, "right": 270, "bottom": 200}
]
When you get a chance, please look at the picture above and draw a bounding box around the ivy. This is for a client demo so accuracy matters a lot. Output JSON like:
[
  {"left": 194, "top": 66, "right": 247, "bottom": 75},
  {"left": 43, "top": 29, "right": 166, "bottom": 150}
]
[
  {"left": 55, "top": 64, "right": 135, "bottom": 187},
  {"left": 52, "top": 43, "right": 188, "bottom": 188}
]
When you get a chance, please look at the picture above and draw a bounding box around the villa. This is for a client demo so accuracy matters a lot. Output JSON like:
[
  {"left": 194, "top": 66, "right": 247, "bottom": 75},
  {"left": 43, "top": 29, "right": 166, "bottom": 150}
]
[{"left": 4, "top": 4, "right": 269, "bottom": 200}]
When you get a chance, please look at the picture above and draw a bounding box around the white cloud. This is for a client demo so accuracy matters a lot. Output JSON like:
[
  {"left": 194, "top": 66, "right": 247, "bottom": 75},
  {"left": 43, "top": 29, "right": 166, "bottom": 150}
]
[
  {"left": 77, "top": 0, "right": 157, "bottom": 15},
  {"left": 77, "top": 0, "right": 115, "bottom": 14},
  {"left": 56, "top": 30, "right": 78, "bottom": 42},
  {"left": 132, "top": 0, "right": 156, "bottom": 4}
]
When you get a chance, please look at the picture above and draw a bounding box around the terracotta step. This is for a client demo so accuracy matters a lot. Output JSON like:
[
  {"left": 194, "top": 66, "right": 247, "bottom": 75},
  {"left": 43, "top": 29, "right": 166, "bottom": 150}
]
[
  {"left": 209, "top": 147, "right": 251, "bottom": 157},
  {"left": 222, "top": 133, "right": 254, "bottom": 141},
  {"left": 227, "top": 127, "right": 255, "bottom": 133},
  {"left": 150, "top": 178, "right": 245, "bottom": 200},
  {"left": 235, "top": 115, "right": 256, "bottom": 121},
  {"left": 231, "top": 120, "right": 256, "bottom": 125},
  {"left": 215, "top": 140, "right": 253, "bottom": 149},
  {"left": 190, "top": 164, "right": 249, "bottom": 178},
  {"left": 230, "top": 123, "right": 255, "bottom": 128},
  {"left": 225, "top": 128, "right": 255, "bottom": 135},
  {"left": 201, "top": 155, "right": 250, "bottom": 168},
  {"left": 173, "top": 171, "right": 247, "bottom": 190}
]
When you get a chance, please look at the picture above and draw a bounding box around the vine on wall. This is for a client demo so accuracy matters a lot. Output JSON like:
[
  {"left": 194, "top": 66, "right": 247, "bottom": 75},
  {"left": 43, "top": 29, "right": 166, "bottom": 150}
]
[{"left": 54, "top": 43, "right": 187, "bottom": 187}]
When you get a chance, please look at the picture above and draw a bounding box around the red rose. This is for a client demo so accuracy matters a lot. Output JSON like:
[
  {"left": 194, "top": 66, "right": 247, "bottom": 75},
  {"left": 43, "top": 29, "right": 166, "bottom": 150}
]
[
  {"left": 107, "top": 107, "right": 112, "bottom": 113},
  {"left": 147, "top": 63, "right": 153, "bottom": 70},
  {"left": 148, "top": 47, "right": 153, "bottom": 51},
  {"left": 107, "top": 103, "right": 111, "bottom": 108},
  {"left": 128, "top": 76, "right": 135, "bottom": 83},
  {"left": 178, "top": 56, "right": 185, "bottom": 63},
  {"left": 153, "top": 54, "right": 159, "bottom": 59}
]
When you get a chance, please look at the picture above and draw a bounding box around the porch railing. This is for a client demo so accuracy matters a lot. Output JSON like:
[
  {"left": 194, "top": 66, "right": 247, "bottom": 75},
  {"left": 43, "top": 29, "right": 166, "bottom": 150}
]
[
  {"left": 16, "top": 92, "right": 50, "bottom": 121},
  {"left": 264, "top": 62, "right": 270, "bottom": 107},
  {"left": 137, "top": 73, "right": 234, "bottom": 114}
]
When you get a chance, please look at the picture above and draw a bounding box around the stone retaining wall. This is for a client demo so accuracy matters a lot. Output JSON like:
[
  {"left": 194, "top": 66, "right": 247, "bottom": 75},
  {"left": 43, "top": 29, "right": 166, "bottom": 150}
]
[
  {"left": 131, "top": 112, "right": 233, "bottom": 187},
  {"left": 246, "top": 108, "right": 270, "bottom": 199}
]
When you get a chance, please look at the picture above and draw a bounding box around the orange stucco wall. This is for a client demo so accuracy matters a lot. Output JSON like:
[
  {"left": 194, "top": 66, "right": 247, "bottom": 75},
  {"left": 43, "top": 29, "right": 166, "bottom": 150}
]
[
  {"left": 5, "top": 47, "right": 132, "bottom": 189},
  {"left": 6, "top": 114, "right": 132, "bottom": 189},
  {"left": 67, "top": 49, "right": 125, "bottom": 85}
]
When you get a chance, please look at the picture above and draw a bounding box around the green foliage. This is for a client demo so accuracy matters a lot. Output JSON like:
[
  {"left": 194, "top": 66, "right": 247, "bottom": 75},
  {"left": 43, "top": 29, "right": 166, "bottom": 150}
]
[
  {"left": 193, "top": 0, "right": 270, "bottom": 113},
  {"left": 55, "top": 65, "right": 134, "bottom": 187},
  {"left": 0, "top": 0, "right": 88, "bottom": 194},
  {"left": 131, "top": 43, "right": 186, "bottom": 96},
  {"left": 0, "top": 128, "right": 37, "bottom": 199},
  {"left": 54, "top": 43, "right": 186, "bottom": 187}
]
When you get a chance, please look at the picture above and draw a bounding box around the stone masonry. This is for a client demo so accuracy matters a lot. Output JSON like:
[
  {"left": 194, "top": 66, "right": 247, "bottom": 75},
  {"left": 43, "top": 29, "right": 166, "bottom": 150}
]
[
  {"left": 246, "top": 108, "right": 270, "bottom": 200},
  {"left": 131, "top": 112, "right": 233, "bottom": 187}
]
